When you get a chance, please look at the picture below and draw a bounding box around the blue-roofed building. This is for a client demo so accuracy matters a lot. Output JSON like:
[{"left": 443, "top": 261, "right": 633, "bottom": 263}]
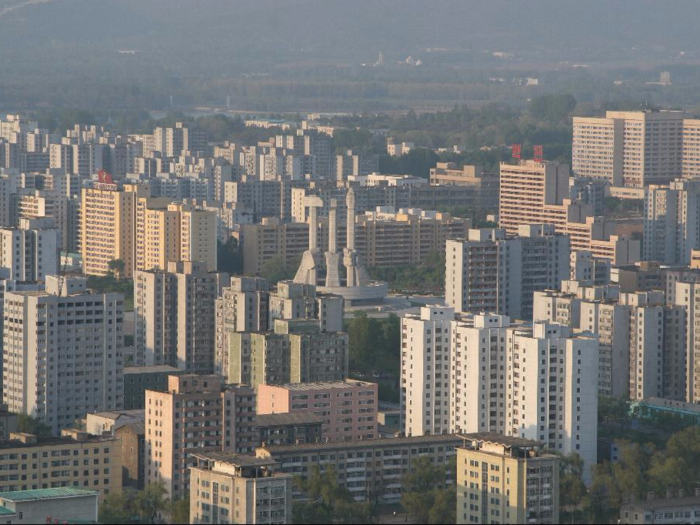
[{"left": 0, "top": 487, "right": 99, "bottom": 524}]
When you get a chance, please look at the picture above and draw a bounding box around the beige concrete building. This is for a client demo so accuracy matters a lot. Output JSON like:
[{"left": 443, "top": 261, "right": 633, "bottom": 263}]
[
  {"left": 11, "top": 191, "right": 77, "bottom": 252},
  {"left": 429, "top": 162, "right": 499, "bottom": 210},
  {"left": 81, "top": 182, "right": 145, "bottom": 278},
  {"left": 457, "top": 434, "right": 559, "bottom": 524},
  {"left": 0, "top": 430, "right": 122, "bottom": 500},
  {"left": 223, "top": 319, "right": 348, "bottom": 388},
  {"left": 256, "top": 433, "right": 460, "bottom": 504},
  {"left": 189, "top": 452, "right": 293, "bottom": 525},
  {"left": 134, "top": 261, "right": 228, "bottom": 373},
  {"left": 445, "top": 226, "right": 570, "bottom": 320},
  {"left": 573, "top": 110, "right": 685, "bottom": 188},
  {"left": 145, "top": 375, "right": 257, "bottom": 501},
  {"left": 500, "top": 160, "right": 640, "bottom": 264},
  {"left": 241, "top": 208, "right": 470, "bottom": 275},
  {"left": 256, "top": 380, "right": 378, "bottom": 443},
  {"left": 240, "top": 219, "right": 308, "bottom": 276},
  {"left": 620, "top": 492, "right": 700, "bottom": 524},
  {"left": 683, "top": 119, "right": 700, "bottom": 180},
  {"left": 136, "top": 198, "right": 217, "bottom": 273},
  {"left": 3, "top": 276, "right": 124, "bottom": 435}
]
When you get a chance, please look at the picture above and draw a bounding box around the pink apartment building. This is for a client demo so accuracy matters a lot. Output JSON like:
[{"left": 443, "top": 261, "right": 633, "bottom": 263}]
[{"left": 257, "top": 379, "right": 378, "bottom": 442}]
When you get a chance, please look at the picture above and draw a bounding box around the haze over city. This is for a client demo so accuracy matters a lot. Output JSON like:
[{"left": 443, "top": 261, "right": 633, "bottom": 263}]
[{"left": 0, "top": 2, "right": 698, "bottom": 524}]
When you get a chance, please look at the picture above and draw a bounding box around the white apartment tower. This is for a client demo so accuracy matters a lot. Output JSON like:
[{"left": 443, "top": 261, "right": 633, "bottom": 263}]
[
  {"left": 401, "top": 306, "right": 454, "bottom": 437},
  {"left": 400, "top": 309, "right": 599, "bottom": 481},
  {"left": 506, "top": 322, "right": 598, "bottom": 482},
  {"left": 3, "top": 276, "right": 124, "bottom": 434},
  {"left": 451, "top": 314, "right": 512, "bottom": 435},
  {"left": 0, "top": 217, "right": 60, "bottom": 282}
]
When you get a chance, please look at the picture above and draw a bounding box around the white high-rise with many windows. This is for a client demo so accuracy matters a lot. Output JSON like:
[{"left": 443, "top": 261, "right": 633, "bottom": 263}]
[
  {"left": 401, "top": 306, "right": 454, "bottom": 437},
  {"left": 3, "top": 276, "right": 124, "bottom": 434}
]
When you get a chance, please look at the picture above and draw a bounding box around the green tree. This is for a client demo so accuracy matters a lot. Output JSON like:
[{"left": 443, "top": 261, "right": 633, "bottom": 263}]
[
  {"left": 107, "top": 258, "right": 126, "bottom": 280},
  {"left": 170, "top": 496, "right": 190, "bottom": 524},
  {"left": 259, "top": 255, "right": 298, "bottom": 284},
  {"left": 135, "top": 482, "right": 170, "bottom": 524},
  {"left": 217, "top": 238, "right": 243, "bottom": 275},
  {"left": 17, "top": 413, "right": 52, "bottom": 438},
  {"left": 559, "top": 453, "right": 587, "bottom": 509},
  {"left": 402, "top": 456, "right": 455, "bottom": 524},
  {"left": 98, "top": 491, "right": 133, "bottom": 524},
  {"left": 528, "top": 94, "right": 577, "bottom": 122},
  {"left": 293, "top": 466, "right": 373, "bottom": 524},
  {"left": 648, "top": 427, "right": 700, "bottom": 494},
  {"left": 428, "top": 489, "right": 456, "bottom": 524}
]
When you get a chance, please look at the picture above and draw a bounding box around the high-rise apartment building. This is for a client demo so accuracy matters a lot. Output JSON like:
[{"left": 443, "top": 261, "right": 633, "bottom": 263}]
[
  {"left": 450, "top": 314, "right": 514, "bottom": 437},
  {"left": 401, "top": 305, "right": 454, "bottom": 437},
  {"left": 644, "top": 179, "right": 700, "bottom": 266},
  {"left": 215, "top": 277, "right": 271, "bottom": 376},
  {"left": 268, "top": 281, "right": 344, "bottom": 333},
  {"left": 134, "top": 261, "right": 228, "bottom": 373},
  {"left": 223, "top": 319, "right": 348, "bottom": 388},
  {"left": 499, "top": 160, "right": 640, "bottom": 264},
  {"left": 135, "top": 197, "right": 218, "bottom": 273},
  {"left": 189, "top": 452, "right": 293, "bottom": 525},
  {"left": 11, "top": 191, "right": 77, "bottom": 252},
  {"left": 80, "top": 181, "right": 146, "bottom": 278},
  {"left": 145, "top": 375, "right": 256, "bottom": 501},
  {"left": 401, "top": 308, "right": 598, "bottom": 480},
  {"left": 445, "top": 226, "right": 569, "bottom": 320},
  {"left": 573, "top": 110, "right": 685, "bottom": 187},
  {"left": 3, "top": 276, "right": 124, "bottom": 434},
  {"left": 256, "top": 380, "right": 378, "bottom": 442},
  {"left": 457, "top": 434, "right": 560, "bottom": 524},
  {"left": 0, "top": 217, "right": 60, "bottom": 281}
]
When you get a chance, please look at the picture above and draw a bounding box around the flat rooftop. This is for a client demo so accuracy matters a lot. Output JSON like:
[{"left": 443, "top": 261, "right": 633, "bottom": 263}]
[
  {"left": 124, "top": 365, "right": 184, "bottom": 375},
  {"left": 0, "top": 487, "right": 99, "bottom": 502},
  {"left": 459, "top": 432, "right": 542, "bottom": 449},
  {"left": 265, "top": 379, "right": 376, "bottom": 391},
  {"left": 259, "top": 433, "right": 461, "bottom": 454},
  {"left": 255, "top": 413, "right": 323, "bottom": 427},
  {"left": 192, "top": 452, "right": 277, "bottom": 468}
]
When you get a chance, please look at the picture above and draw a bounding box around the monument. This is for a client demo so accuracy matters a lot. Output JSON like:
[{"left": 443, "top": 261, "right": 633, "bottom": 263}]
[{"left": 293, "top": 189, "right": 388, "bottom": 305}]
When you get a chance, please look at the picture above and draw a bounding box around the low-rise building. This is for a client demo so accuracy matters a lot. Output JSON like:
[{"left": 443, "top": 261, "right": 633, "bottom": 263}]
[
  {"left": 255, "top": 413, "right": 323, "bottom": 447},
  {"left": 0, "top": 487, "right": 100, "bottom": 524},
  {"left": 0, "top": 430, "right": 121, "bottom": 501},
  {"left": 256, "top": 434, "right": 461, "bottom": 504},
  {"left": 85, "top": 410, "right": 144, "bottom": 437},
  {"left": 457, "top": 433, "right": 560, "bottom": 524},
  {"left": 620, "top": 491, "right": 700, "bottom": 524},
  {"left": 189, "top": 452, "right": 293, "bottom": 525}
]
